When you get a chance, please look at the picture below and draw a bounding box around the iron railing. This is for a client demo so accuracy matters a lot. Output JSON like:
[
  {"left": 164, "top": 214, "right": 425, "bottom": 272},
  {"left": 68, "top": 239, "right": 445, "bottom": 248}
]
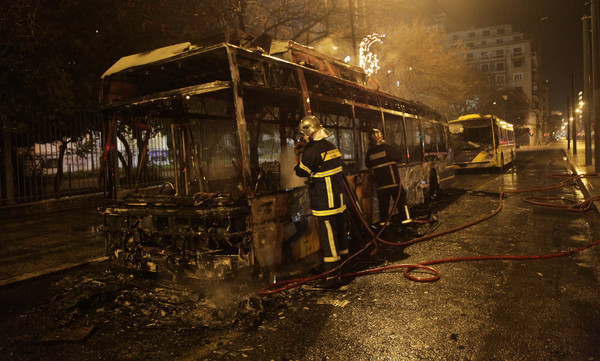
[{"left": 1, "top": 112, "right": 177, "bottom": 206}]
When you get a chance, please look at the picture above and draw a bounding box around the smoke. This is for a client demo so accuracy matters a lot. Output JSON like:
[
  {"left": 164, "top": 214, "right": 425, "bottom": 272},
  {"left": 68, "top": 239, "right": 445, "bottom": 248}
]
[
  {"left": 312, "top": 36, "right": 353, "bottom": 63},
  {"left": 183, "top": 275, "right": 264, "bottom": 328},
  {"left": 279, "top": 145, "right": 305, "bottom": 189}
]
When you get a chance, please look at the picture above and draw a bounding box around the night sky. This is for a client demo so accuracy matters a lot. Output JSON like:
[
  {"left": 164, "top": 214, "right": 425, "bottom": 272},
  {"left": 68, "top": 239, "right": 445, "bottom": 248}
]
[{"left": 404, "top": 0, "right": 590, "bottom": 114}]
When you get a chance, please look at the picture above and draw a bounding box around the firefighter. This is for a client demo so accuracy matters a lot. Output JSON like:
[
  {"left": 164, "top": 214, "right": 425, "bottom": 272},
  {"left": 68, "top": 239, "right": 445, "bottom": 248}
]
[
  {"left": 365, "top": 128, "right": 408, "bottom": 230},
  {"left": 294, "top": 115, "right": 348, "bottom": 283}
]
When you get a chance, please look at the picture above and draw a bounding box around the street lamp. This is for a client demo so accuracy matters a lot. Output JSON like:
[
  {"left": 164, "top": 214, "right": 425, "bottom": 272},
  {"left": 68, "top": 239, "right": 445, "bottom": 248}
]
[{"left": 570, "top": 116, "right": 574, "bottom": 143}]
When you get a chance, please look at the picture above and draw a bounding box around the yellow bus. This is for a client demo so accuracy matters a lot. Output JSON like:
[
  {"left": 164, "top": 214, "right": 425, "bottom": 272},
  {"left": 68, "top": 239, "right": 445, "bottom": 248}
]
[{"left": 449, "top": 114, "right": 516, "bottom": 170}]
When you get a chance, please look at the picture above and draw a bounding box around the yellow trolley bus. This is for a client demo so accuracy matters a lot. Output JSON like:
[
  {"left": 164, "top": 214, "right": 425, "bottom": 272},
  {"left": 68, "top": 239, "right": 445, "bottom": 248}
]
[{"left": 449, "top": 114, "right": 515, "bottom": 170}]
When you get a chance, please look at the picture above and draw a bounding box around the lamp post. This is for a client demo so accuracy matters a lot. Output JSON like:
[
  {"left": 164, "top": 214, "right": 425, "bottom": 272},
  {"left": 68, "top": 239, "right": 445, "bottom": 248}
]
[
  {"left": 591, "top": 0, "right": 600, "bottom": 172},
  {"left": 567, "top": 95, "right": 571, "bottom": 150},
  {"left": 572, "top": 70, "right": 577, "bottom": 155},
  {"left": 583, "top": 14, "right": 592, "bottom": 165}
]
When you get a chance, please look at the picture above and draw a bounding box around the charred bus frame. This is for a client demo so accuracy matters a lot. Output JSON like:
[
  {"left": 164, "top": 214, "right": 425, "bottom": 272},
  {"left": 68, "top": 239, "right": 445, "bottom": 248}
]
[{"left": 99, "top": 29, "right": 454, "bottom": 281}]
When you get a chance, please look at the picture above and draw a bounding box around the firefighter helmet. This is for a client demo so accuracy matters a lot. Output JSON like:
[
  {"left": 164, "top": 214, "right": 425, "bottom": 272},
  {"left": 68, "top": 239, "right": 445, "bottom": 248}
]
[
  {"left": 369, "top": 128, "right": 383, "bottom": 145},
  {"left": 298, "top": 115, "right": 322, "bottom": 137}
]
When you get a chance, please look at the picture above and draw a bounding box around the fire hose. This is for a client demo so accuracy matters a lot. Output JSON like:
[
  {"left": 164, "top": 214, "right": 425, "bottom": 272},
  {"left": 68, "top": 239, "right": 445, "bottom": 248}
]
[{"left": 258, "top": 172, "right": 600, "bottom": 295}]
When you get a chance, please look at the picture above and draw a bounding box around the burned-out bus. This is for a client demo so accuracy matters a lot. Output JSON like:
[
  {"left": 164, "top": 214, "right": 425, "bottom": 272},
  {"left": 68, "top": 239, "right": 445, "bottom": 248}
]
[{"left": 99, "top": 29, "right": 454, "bottom": 281}]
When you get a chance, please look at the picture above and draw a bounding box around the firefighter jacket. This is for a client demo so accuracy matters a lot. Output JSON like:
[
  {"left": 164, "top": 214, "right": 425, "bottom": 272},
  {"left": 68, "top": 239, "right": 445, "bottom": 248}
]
[
  {"left": 365, "top": 142, "right": 404, "bottom": 191},
  {"left": 294, "top": 138, "right": 346, "bottom": 217}
]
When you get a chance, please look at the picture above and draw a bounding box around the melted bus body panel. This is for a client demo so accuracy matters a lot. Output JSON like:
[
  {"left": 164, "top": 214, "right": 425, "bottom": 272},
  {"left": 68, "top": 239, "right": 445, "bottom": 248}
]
[{"left": 99, "top": 29, "right": 454, "bottom": 281}]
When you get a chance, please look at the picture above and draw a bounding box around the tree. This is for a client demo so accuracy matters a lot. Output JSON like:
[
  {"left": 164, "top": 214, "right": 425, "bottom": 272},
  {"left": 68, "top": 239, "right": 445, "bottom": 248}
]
[
  {"left": 243, "top": 0, "right": 352, "bottom": 44},
  {"left": 367, "top": 20, "right": 476, "bottom": 116},
  {"left": 1, "top": 0, "right": 360, "bottom": 199},
  {"left": 479, "top": 88, "right": 533, "bottom": 127},
  {"left": 1, "top": 0, "right": 357, "bottom": 126},
  {"left": 0, "top": 1, "right": 131, "bottom": 194}
]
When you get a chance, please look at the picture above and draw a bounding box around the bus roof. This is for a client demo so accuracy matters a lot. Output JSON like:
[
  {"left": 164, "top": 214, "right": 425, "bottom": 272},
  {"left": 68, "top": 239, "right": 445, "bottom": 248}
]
[
  {"left": 449, "top": 114, "right": 513, "bottom": 130},
  {"left": 101, "top": 27, "right": 367, "bottom": 83},
  {"left": 453, "top": 114, "right": 494, "bottom": 121},
  {"left": 102, "top": 42, "right": 195, "bottom": 79}
]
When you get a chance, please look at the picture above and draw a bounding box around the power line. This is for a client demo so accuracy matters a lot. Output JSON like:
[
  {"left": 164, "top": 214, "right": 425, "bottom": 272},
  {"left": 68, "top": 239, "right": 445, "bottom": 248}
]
[
  {"left": 409, "top": 0, "right": 455, "bottom": 26},
  {"left": 430, "top": 0, "right": 456, "bottom": 24},
  {"left": 408, "top": 0, "right": 436, "bottom": 21}
]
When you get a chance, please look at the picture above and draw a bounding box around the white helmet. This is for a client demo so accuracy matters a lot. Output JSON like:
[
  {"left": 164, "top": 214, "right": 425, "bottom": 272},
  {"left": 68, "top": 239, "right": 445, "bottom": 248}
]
[
  {"left": 298, "top": 115, "right": 322, "bottom": 137},
  {"left": 369, "top": 128, "right": 383, "bottom": 145}
]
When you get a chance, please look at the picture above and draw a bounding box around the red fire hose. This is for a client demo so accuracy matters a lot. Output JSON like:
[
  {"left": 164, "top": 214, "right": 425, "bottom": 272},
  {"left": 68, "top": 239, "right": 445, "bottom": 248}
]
[{"left": 258, "top": 172, "right": 600, "bottom": 295}]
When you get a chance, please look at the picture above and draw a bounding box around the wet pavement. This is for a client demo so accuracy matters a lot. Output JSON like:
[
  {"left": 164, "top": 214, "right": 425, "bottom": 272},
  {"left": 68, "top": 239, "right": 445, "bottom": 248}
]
[
  {"left": 209, "top": 143, "right": 600, "bottom": 361},
  {"left": 1, "top": 140, "right": 600, "bottom": 361},
  {"left": 0, "top": 205, "right": 106, "bottom": 287},
  {"left": 0, "top": 139, "right": 597, "bottom": 288}
]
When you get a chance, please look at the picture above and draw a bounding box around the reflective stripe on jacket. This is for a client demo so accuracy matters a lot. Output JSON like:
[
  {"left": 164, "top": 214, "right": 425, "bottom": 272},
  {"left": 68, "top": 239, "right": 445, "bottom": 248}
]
[
  {"left": 365, "top": 143, "right": 404, "bottom": 191},
  {"left": 294, "top": 139, "right": 346, "bottom": 216}
]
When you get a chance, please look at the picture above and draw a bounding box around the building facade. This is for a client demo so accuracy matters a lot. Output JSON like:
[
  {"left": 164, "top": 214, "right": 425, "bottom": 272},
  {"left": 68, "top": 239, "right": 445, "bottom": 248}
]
[{"left": 446, "top": 24, "right": 549, "bottom": 144}]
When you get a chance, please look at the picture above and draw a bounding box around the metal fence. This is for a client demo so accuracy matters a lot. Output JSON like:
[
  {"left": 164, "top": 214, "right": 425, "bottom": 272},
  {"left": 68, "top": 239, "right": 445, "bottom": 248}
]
[
  {"left": 1, "top": 112, "right": 104, "bottom": 205},
  {"left": 1, "top": 112, "right": 181, "bottom": 206}
]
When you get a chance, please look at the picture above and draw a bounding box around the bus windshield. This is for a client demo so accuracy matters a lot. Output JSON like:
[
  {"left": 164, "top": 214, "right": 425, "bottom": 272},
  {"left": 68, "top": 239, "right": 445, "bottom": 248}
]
[{"left": 449, "top": 118, "right": 493, "bottom": 150}]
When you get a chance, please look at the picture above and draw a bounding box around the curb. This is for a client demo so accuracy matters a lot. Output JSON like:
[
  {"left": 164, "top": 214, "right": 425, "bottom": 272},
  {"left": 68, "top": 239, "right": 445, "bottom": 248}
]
[
  {"left": 561, "top": 148, "right": 600, "bottom": 215},
  {"left": 0, "top": 193, "right": 104, "bottom": 217},
  {"left": 0, "top": 256, "right": 109, "bottom": 288}
]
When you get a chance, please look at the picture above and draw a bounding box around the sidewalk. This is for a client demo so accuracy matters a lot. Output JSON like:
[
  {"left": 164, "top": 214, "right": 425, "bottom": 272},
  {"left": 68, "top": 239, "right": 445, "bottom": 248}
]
[
  {"left": 0, "top": 141, "right": 599, "bottom": 288},
  {"left": 548, "top": 139, "right": 600, "bottom": 208}
]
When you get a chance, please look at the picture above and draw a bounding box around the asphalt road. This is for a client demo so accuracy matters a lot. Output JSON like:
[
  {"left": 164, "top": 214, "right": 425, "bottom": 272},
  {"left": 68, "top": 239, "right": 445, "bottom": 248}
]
[
  {"left": 1, "top": 147, "right": 600, "bottom": 361},
  {"left": 0, "top": 206, "right": 104, "bottom": 285}
]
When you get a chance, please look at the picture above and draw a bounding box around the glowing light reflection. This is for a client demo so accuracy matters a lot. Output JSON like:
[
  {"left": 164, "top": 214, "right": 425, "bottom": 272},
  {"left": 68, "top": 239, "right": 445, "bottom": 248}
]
[{"left": 359, "top": 33, "right": 384, "bottom": 76}]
